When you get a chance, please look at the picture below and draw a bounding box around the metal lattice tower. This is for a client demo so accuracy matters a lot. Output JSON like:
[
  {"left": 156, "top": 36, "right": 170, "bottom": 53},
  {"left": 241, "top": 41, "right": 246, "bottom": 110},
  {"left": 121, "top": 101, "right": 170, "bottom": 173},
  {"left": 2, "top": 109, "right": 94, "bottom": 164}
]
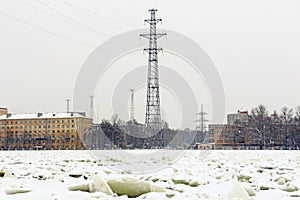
[
  {"left": 195, "top": 104, "right": 210, "bottom": 143},
  {"left": 196, "top": 104, "right": 209, "bottom": 133},
  {"left": 140, "top": 9, "right": 166, "bottom": 134},
  {"left": 129, "top": 89, "right": 135, "bottom": 122}
]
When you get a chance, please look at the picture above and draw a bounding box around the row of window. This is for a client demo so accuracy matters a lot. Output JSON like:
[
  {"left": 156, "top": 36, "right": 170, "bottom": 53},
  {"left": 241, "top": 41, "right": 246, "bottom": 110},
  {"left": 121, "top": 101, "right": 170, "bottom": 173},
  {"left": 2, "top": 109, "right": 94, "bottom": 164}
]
[
  {"left": 1, "top": 125, "right": 75, "bottom": 129},
  {"left": 0, "top": 140, "right": 77, "bottom": 145},
  {"left": 1, "top": 134, "right": 76, "bottom": 138},
  {"left": 4, "top": 129, "right": 76, "bottom": 134},
  {"left": 1, "top": 119, "right": 75, "bottom": 125}
]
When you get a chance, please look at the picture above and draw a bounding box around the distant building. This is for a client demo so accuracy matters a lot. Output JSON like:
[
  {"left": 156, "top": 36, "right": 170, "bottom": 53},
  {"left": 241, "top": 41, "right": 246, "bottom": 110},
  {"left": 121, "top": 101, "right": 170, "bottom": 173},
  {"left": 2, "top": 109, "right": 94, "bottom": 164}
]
[
  {"left": 0, "top": 109, "right": 92, "bottom": 150},
  {"left": 209, "top": 124, "right": 241, "bottom": 147},
  {"left": 227, "top": 110, "right": 249, "bottom": 125},
  {"left": 209, "top": 110, "right": 252, "bottom": 149},
  {"left": 0, "top": 107, "right": 8, "bottom": 116}
]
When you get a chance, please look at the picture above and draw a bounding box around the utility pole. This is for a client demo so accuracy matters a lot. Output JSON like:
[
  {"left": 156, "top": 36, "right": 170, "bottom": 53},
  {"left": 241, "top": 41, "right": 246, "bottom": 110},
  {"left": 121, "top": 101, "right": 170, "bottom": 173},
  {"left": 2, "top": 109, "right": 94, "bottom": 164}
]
[
  {"left": 129, "top": 89, "right": 135, "bottom": 122},
  {"left": 89, "top": 95, "right": 94, "bottom": 122},
  {"left": 66, "top": 99, "right": 71, "bottom": 113},
  {"left": 140, "top": 9, "right": 166, "bottom": 147}
]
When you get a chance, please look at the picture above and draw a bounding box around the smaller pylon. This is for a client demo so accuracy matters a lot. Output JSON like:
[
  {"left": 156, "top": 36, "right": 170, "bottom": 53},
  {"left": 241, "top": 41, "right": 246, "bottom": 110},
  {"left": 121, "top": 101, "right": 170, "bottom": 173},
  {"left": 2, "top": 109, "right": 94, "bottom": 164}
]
[
  {"left": 129, "top": 89, "right": 135, "bottom": 122},
  {"left": 196, "top": 104, "right": 209, "bottom": 135}
]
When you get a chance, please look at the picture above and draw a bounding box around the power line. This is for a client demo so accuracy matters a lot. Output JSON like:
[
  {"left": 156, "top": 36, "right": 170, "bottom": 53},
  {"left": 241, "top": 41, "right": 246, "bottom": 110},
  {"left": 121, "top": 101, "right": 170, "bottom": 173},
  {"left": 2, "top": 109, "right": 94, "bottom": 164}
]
[
  {"left": 92, "top": 0, "right": 140, "bottom": 25},
  {"left": 17, "top": 0, "right": 111, "bottom": 38},
  {"left": 61, "top": 0, "right": 123, "bottom": 32},
  {"left": 13, "top": 1, "right": 143, "bottom": 49},
  {"left": 0, "top": 9, "right": 94, "bottom": 47},
  {"left": 38, "top": 1, "right": 138, "bottom": 49}
]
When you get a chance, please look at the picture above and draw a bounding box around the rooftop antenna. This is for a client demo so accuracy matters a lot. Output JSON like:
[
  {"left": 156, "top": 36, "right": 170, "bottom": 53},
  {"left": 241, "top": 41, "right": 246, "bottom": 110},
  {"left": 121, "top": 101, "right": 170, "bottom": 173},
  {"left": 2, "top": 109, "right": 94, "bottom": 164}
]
[
  {"left": 66, "top": 99, "right": 71, "bottom": 113},
  {"left": 89, "top": 95, "right": 94, "bottom": 121}
]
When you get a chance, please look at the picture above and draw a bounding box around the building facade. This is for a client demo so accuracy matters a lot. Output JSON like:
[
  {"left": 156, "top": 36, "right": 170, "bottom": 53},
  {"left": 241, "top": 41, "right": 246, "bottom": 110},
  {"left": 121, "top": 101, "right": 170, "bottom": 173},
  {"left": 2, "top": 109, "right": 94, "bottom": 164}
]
[
  {"left": 227, "top": 110, "right": 249, "bottom": 125},
  {"left": 0, "top": 110, "right": 92, "bottom": 150}
]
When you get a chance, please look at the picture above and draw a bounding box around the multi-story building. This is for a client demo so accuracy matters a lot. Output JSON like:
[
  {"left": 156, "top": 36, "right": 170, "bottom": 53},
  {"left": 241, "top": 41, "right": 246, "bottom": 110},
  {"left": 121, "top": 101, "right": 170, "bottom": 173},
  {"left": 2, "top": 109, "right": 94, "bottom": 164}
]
[
  {"left": 0, "top": 107, "right": 8, "bottom": 116},
  {"left": 227, "top": 110, "right": 249, "bottom": 125},
  {"left": 209, "top": 124, "right": 243, "bottom": 147},
  {"left": 0, "top": 109, "right": 92, "bottom": 150}
]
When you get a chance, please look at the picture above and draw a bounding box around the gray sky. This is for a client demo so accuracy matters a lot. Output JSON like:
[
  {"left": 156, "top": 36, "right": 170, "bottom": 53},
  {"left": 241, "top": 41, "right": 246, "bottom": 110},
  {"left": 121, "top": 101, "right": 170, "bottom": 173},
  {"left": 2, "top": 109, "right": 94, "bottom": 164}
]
[{"left": 0, "top": 0, "right": 299, "bottom": 128}]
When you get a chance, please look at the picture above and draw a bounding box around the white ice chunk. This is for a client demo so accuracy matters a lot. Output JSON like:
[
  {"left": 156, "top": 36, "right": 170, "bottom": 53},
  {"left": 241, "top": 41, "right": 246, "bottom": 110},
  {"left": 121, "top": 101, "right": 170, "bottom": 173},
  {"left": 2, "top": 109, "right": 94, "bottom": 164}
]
[
  {"left": 5, "top": 188, "right": 32, "bottom": 195},
  {"left": 107, "top": 177, "right": 165, "bottom": 198},
  {"left": 221, "top": 181, "right": 250, "bottom": 200},
  {"left": 90, "top": 175, "right": 113, "bottom": 195}
]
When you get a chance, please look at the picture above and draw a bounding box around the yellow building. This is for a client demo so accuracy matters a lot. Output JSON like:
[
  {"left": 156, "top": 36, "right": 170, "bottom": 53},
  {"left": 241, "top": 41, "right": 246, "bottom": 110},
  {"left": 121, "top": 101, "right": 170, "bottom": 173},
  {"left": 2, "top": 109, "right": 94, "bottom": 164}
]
[{"left": 0, "top": 109, "right": 92, "bottom": 150}]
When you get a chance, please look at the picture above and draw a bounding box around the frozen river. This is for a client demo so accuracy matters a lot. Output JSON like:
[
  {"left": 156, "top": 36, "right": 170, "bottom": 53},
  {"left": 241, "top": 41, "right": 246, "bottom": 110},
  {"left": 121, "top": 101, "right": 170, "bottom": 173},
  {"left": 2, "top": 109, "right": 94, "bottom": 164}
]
[{"left": 1, "top": 150, "right": 300, "bottom": 199}]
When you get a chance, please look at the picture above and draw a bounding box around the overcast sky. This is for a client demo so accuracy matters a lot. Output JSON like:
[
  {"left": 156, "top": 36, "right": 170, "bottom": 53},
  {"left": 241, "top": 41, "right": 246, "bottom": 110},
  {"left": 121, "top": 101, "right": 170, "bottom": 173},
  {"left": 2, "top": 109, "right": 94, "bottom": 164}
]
[{"left": 0, "top": 0, "right": 299, "bottom": 128}]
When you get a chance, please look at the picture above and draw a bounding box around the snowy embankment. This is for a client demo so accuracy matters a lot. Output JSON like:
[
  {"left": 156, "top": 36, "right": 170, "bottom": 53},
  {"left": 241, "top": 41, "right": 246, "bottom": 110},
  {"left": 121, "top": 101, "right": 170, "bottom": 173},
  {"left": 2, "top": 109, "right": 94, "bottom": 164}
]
[{"left": 0, "top": 150, "right": 300, "bottom": 200}]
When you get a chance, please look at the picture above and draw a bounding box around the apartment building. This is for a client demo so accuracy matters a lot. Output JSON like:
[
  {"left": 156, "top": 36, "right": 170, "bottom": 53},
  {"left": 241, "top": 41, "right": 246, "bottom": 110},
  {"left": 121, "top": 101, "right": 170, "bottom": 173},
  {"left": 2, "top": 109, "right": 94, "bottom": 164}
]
[{"left": 0, "top": 109, "right": 92, "bottom": 150}]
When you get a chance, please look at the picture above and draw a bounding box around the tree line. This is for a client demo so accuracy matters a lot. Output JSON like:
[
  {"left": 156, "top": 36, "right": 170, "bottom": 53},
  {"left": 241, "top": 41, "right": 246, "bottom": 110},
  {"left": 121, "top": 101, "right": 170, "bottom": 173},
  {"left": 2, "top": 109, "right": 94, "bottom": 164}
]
[{"left": 235, "top": 104, "right": 300, "bottom": 149}]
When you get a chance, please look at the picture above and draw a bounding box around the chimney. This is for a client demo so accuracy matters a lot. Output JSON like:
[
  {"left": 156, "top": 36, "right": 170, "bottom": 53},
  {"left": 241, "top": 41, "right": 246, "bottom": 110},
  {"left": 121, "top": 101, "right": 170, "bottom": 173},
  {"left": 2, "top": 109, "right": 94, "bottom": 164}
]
[{"left": 6, "top": 113, "right": 12, "bottom": 118}]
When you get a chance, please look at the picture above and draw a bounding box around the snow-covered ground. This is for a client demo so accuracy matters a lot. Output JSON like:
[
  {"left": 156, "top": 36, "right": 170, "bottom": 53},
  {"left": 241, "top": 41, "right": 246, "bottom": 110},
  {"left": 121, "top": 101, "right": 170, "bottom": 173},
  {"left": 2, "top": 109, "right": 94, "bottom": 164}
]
[{"left": 1, "top": 150, "right": 300, "bottom": 200}]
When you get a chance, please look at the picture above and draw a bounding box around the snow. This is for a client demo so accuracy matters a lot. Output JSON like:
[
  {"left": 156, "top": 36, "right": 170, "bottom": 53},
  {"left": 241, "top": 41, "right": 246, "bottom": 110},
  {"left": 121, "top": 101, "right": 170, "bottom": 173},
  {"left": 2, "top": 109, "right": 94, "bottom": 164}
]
[
  {"left": 0, "top": 112, "right": 86, "bottom": 120},
  {"left": 0, "top": 150, "right": 299, "bottom": 199}
]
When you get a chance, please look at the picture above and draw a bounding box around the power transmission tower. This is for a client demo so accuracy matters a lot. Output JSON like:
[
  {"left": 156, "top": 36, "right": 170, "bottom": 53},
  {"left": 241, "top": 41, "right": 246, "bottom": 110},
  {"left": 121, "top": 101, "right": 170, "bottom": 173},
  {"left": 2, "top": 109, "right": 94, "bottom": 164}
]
[
  {"left": 140, "top": 9, "right": 166, "bottom": 137},
  {"left": 129, "top": 89, "right": 135, "bottom": 122},
  {"left": 196, "top": 104, "right": 209, "bottom": 142}
]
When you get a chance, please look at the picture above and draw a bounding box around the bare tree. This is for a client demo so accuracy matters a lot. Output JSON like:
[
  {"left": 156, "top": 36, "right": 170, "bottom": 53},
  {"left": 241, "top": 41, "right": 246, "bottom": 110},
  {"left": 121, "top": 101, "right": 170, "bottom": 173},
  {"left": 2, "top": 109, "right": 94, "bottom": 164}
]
[
  {"left": 280, "top": 107, "right": 294, "bottom": 148},
  {"left": 250, "top": 104, "right": 269, "bottom": 148},
  {"left": 295, "top": 106, "right": 300, "bottom": 120}
]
